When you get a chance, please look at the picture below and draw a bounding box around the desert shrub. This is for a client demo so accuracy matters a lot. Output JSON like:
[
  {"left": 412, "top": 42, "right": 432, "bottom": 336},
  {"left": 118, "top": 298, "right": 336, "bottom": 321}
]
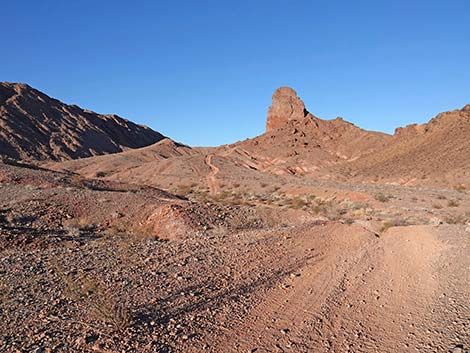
[
  {"left": 345, "top": 201, "right": 368, "bottom": 211},
  {"left": 447, "top": 199, "right": 460, "bottom": 207},
  {"left": 63, "top": 217, "right": 95, "bottom": 235},
  {"left": 175, "top": 184, "right": 192, "bottom": 197},
  {"left": 436, "top": 195, "right": 447, "bottom": 200},
  {"left": 209, "top": 224, "right": 227, "bottom": 237},
  {"left": 432, "top": 203, "right": 443, "bottom": 210},
  {"left": 104, "top": 223, "right": 128, "bottom": 236},
  {"left": 380, "top": 219, "right": 409, "bottom": 232},
  {"left": 291, "top": 196, "right": 308, "bottom": 209},
  {"left": 69, "top": 174, "right": 84, "bottom": 185},
  {"left": 374, "top": 193, "right": 391, "bottom": 203},
  {"left": 95, "top": 171, "right": 107, "bottom": 178},
  {"left": 0, "top": 277, "right": 12, "bottom": 315},
  {"left": 444, "top": 213, "right": 470, "bottom": 225},
  {"left": 51, "top": 259, "right": 130, "bottom": 333},
  {"left": 65, "top": 224, "right": 81, "bottom": 237}
]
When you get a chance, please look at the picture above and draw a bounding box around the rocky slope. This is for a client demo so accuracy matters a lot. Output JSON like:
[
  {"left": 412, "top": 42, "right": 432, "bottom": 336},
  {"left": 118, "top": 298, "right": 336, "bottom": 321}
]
[
  {"left": 344, "top": 104, "right": 470, "bottom": 186},
  {"left": 0, "top": 82, "right": 165, "bottom": 161}
]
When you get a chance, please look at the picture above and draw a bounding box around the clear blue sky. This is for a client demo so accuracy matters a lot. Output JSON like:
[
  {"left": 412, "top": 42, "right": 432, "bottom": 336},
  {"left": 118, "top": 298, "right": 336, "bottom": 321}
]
[{"left": 3, "top": 0, "right": 470, "bottom": 146}]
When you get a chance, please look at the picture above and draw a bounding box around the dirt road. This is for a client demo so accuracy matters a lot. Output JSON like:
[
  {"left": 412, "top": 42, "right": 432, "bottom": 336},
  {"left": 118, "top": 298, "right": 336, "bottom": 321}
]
[
  {"left": 1, "top": 212, "right": 468, "bottom": 352},
  {"left": 194, "top": 224, "right": 469, "bottom": 353},
  {"left": 205, "top": 154, "right": 220, "bottom": 195}
]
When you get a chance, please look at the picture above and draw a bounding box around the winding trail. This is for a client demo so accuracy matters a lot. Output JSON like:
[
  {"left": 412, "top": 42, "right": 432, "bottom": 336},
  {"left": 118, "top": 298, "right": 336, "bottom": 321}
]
[{"left": 205, "top": 154, "right": 220, "bottom": 195}]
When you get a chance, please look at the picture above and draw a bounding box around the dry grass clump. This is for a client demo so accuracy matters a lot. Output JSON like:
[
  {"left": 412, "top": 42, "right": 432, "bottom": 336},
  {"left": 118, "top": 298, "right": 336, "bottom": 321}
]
[
  {"left": 104, "top": 222, "right": 128, "bottom": 236},
  {"left": 374, "top": 193, "right": 391, "bottom": 203},
  {"left": 454, "top": 184, "right": 467, "bottom": 193},
  {"left": 69, "top": 174, "right": 84, "bottom": 185},
  {"left": 0, "top": 278, "right": 13, "bottom": 318},
  {"left": 444, "top": 213, "right": 470, "bottom": 225},
  {"left": 50, "top": 259, "right": 131, "bottom": 333},
  {"left": 62, "top": 217, "right": 95, "bottom": 237},
  {"left": 291, "top": 196, "right": 308, "bottom": 209},
  {"left": 380, "top": 219, "right": 409, "bottom": 232},
  {"left": 190, "top": 188, "right": 210, "bottom": 203},
  {"left": 175, "top": 184, "right": 193, "bottom": 197}
]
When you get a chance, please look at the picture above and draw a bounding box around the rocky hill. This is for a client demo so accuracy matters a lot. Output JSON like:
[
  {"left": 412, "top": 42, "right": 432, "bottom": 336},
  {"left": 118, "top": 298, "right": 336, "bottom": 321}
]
[
  {"left": 232, "top": 87, "right": 392, "bottom": 176},
  {"left": 345, "top": 104, "right": 470, "bottom": 186},
  {"left": 0, "top": 82, "right": 165, "bottom": 161}
]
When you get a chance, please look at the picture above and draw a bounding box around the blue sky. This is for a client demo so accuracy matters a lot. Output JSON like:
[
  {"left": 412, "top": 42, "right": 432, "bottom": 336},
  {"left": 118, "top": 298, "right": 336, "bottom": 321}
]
[{"left": 3, "top": 0, "right": 470, "bottom": 146}]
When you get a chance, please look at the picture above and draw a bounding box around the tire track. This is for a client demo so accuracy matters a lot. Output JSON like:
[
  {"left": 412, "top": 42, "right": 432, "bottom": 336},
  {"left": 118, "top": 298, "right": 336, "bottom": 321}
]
[{"left": 205, "top": 154, "right": 220, "bottom": 195}]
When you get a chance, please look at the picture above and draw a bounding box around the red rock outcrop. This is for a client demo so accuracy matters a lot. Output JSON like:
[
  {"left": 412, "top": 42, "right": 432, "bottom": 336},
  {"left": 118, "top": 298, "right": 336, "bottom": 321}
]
[{"left": 266, "top": 87, "right": 308, "bottom": 132}]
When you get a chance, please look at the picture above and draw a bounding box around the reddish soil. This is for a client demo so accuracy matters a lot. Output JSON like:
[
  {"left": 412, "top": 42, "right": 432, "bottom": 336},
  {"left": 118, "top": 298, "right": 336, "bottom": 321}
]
[{"left": 1, "top": 84, "right": 469, "bottom": 352}]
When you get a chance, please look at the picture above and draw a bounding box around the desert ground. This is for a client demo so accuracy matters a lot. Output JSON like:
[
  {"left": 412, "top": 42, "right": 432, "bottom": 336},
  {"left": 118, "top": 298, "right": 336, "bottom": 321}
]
[{"left": 1, "top": 83, "right": 469, "bottom": 352}]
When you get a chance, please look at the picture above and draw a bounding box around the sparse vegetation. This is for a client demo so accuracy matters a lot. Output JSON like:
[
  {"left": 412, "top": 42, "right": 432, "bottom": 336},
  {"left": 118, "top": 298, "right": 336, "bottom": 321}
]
[
  {"left": 447, "top": 199, "right": 460, "bottom": 207},
  {"left": 50, "top": 259, "right": 131, "bottom": 333}
]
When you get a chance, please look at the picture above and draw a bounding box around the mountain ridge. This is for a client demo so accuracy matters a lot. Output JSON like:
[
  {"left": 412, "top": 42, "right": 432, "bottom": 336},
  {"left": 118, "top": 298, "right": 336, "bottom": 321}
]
[{"left": 0, "top": 82, "right": 165, "bottom": 161}]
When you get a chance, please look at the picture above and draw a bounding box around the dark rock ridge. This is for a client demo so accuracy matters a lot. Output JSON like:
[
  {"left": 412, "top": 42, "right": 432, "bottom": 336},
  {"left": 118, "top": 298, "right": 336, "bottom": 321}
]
[{"left": 0, "top": 82, "right": 165, "bottom": 161}]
